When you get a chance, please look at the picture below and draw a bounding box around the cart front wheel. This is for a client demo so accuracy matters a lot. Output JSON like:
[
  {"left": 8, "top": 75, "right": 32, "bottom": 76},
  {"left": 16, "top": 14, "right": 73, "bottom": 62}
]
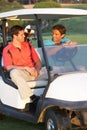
[{"left": 45, "top": 110, "right": 71, "bottom": 130}]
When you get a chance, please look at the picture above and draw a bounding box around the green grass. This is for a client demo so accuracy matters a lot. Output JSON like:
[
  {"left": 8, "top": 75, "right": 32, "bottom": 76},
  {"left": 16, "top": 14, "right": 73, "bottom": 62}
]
[
  {"left": 67, "top": 34, "right": 87, "bottom": 44},
  {"left": 41, "top": 15, "right": 87, "bottom": 46},
  {"left": 0, "top": 3, "right": 87, "bottom": 130},
  {"left": 0, "top": 116, "right": 84, "bottom": 130},
  {"left": 62, "top": 4, "right": 87, "bottom": 10},
  {"left": 42, "top": 34, "right": 87, "bottom": 44},
  {"left": 0, "top": 116, "right": 45, "bottom": 130},
  {"left": 32, "top": 33, "right": 87, "bottom": 48}
]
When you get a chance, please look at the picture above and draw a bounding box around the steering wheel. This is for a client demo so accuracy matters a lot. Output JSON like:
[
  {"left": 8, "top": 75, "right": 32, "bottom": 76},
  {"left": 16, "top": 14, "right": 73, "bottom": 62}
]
[
  {"left": 55, "top": 46, "right": 78, "bottom": 70},
  {"left": 55, "top": 46, "right": 78, "bottom": 62}
]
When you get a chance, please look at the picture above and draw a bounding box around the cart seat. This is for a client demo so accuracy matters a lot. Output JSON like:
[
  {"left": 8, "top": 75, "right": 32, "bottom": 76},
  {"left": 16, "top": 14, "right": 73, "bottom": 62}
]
[{"left": 0, "top": 47, "right": 48, "bottom": 109}]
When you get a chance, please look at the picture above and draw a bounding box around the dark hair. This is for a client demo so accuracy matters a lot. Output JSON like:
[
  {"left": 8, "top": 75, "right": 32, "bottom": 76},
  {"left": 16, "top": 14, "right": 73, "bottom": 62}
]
[
  {"left": 10, "top": 25, "right": 23, "bottom": 37},
  {"left": 53, "top": 24, "right": 66, "bottom": 35}
]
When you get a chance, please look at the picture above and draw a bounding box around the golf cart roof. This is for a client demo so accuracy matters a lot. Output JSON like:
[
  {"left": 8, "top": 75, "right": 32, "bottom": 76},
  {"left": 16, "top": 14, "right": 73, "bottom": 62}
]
[{"left": 0, "top": 8, "right": 87, "bottom": 20}]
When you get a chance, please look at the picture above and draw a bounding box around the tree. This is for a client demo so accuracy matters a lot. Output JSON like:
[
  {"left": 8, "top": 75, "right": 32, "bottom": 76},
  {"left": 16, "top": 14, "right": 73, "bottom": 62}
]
[
  {"left": 0, "top": 0, "right": 23, "bottom": 13},
  {"left": 34, "top": 1, "right": 61, "bottom": 8}
]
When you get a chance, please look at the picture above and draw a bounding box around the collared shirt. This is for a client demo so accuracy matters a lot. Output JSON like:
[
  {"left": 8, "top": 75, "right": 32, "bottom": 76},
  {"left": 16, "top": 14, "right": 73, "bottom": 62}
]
[
  {"left": 44, "top": 38, "right": 71, "bottom": 46},
  {"left": 3, "top": 42, "right": 39, "bottom": 68}
]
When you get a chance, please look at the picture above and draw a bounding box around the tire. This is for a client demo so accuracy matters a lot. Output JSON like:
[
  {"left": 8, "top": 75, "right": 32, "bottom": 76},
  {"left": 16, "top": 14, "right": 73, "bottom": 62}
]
[{"left": 45, "top": 110, "right": 71, "bottom": 130}]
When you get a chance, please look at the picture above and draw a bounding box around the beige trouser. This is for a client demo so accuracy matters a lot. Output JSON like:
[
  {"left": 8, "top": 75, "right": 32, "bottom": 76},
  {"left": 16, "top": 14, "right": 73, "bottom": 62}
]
[{"left": 10, "top": 69, "right": 36, "bottom": 100}]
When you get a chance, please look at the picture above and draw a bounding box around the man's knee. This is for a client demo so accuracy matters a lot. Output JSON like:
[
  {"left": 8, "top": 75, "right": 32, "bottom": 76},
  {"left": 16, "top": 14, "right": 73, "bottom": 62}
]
[{"left": 10, "top": 69, "right": 20, "bottom": 78}]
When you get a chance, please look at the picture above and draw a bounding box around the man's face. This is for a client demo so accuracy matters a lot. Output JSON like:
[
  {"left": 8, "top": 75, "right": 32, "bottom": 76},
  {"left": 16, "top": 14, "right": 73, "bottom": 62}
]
[
  {"left": 15, "top": 30, "right": 25, "bottom": 42},
  {"left": 52, "top": 29, "right": 64, "bottom": 44}
]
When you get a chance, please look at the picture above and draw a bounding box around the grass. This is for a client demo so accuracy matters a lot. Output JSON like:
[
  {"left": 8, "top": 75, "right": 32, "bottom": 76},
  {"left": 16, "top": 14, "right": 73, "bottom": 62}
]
[
  {"left": 41, "top": 15, "right": 87, "bottom": 46},
  {"left": 0, "top": 116, "right": 45, "bottom": 130},
  {"left": 25, "top": 33, "right": 87, "bottom": 48},
  {"left": 0, "top": 116, "right": 84, "bottom": 130},
  {"left": 67, "top": 34, "right": 87, "bottom": 44},
  {"left": 0, "top": 3, "right": 87, "bottom": 130},
  {"left": 62, "top": 3, "right": 87, "bottom": 10}
]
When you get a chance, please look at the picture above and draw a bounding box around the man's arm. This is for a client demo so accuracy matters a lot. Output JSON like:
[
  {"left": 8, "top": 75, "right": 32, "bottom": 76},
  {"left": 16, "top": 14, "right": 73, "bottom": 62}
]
[
  {"left": 35, "top": 59, "right": 42, "bottom": 71},
  {"left": 6, "top": 65, "right": 40, "bottom": 78}
]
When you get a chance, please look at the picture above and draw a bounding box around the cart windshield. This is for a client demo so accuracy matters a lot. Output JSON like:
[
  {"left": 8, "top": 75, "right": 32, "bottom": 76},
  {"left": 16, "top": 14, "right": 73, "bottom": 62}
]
[{"left": 44, "top": 44, "right": 87, "bottom": 74}]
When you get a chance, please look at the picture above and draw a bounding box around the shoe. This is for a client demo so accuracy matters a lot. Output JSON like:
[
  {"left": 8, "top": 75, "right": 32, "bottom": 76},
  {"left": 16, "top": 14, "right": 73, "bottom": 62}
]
[
  {"left": 30, "top": 95, "right": 40, "bottom": 103},
  {"left": 20, "top": 103, "right": 29, "bottom": 112}
]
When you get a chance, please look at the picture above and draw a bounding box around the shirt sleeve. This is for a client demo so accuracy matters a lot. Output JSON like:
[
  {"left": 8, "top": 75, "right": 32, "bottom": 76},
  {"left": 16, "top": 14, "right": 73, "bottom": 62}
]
[
  {"left": 2, "top": 46, "right": 13, "bottom": 68},
  {"left": 62, "top": 38, "right": 71, "bottom": 44},
  {"left": 44, "top": 39, "right": 55, "bottom": 46}
]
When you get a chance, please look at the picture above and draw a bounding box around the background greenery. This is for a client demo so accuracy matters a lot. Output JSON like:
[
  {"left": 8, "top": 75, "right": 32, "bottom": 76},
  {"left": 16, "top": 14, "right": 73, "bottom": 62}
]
[
  {"left": 0, "top": 116, "right": 45, "bottom": 130},
  {"left": 0, "top": 1, "right": 87, "bottom": 130},
  {"left": 41, "top": 16, "right": 87, "bottom": 45},
  {"left": 0, "top": 0, "right": 24, "bottom": 12},
  {"left": 34, "top": 1, "right": 61, "bottom": 8}
]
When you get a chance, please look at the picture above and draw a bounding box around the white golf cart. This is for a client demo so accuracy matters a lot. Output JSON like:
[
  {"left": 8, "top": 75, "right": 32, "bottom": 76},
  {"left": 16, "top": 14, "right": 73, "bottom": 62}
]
[{"left": 0, "top": 8, "right": 87, "bottom": 130}]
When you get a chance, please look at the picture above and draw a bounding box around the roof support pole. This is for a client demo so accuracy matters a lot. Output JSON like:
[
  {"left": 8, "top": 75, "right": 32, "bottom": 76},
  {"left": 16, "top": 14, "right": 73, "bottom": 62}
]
[{"left": 2, "top": 19, "right": 7, "bottom": 47}]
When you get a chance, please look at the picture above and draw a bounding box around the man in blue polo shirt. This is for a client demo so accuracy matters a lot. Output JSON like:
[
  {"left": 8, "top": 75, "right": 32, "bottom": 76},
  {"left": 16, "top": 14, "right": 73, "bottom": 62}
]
[{"left": 44, "top": 24, "right": 76, "bottom": 46}]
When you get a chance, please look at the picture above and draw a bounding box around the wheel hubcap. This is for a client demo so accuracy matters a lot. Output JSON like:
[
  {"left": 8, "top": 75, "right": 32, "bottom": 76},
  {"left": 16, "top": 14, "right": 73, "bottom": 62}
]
[{"left": 47, "top": 119, "right": 55, "bottom": 130}]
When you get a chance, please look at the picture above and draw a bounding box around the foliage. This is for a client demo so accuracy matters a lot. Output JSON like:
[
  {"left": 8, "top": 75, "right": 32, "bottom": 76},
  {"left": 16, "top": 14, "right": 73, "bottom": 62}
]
[
  {"left": 39, "top": 0, "right": 55, "bottom": 1},
  {"left": 56, "top": 16, "right": 87, "bottom": 34},
  {"left": 0, "top": 2, "right": 87, "bottom": 130},
  {"left": 34, "top": 1, "right": 61, "bottom": 8},
  {"left": 0, "top": 0, "right": 24, "bottom": 13},
  {"left": 62, "top": 4, "right": 87, "bottom": 9},
  {"left": 0, "top": 0, "right": 24, "bottom": 29},
  {"left": 42, "top": 16, "right": 87, "bottom": 34}
]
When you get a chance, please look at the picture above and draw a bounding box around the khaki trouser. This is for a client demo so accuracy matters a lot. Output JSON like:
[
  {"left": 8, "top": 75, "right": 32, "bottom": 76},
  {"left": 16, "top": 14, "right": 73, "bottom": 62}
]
[{"left": 10, "top": 69, "right": 36, "bottom": 100}]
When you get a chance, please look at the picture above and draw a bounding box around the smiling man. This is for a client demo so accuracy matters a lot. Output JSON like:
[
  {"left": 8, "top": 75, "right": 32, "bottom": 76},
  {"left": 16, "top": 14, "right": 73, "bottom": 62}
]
[
  {"left": 44, "top": 24, "right": 77, "bottom": 46},
  {"left": 3, "top": 25, "right": 41, "bottom": 107}
]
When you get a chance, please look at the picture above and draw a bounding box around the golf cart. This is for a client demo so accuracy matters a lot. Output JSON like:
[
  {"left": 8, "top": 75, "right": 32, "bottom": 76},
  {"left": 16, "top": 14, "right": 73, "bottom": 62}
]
[{"left": 0, "top": 8, "right": 87, "bottom": 130}]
